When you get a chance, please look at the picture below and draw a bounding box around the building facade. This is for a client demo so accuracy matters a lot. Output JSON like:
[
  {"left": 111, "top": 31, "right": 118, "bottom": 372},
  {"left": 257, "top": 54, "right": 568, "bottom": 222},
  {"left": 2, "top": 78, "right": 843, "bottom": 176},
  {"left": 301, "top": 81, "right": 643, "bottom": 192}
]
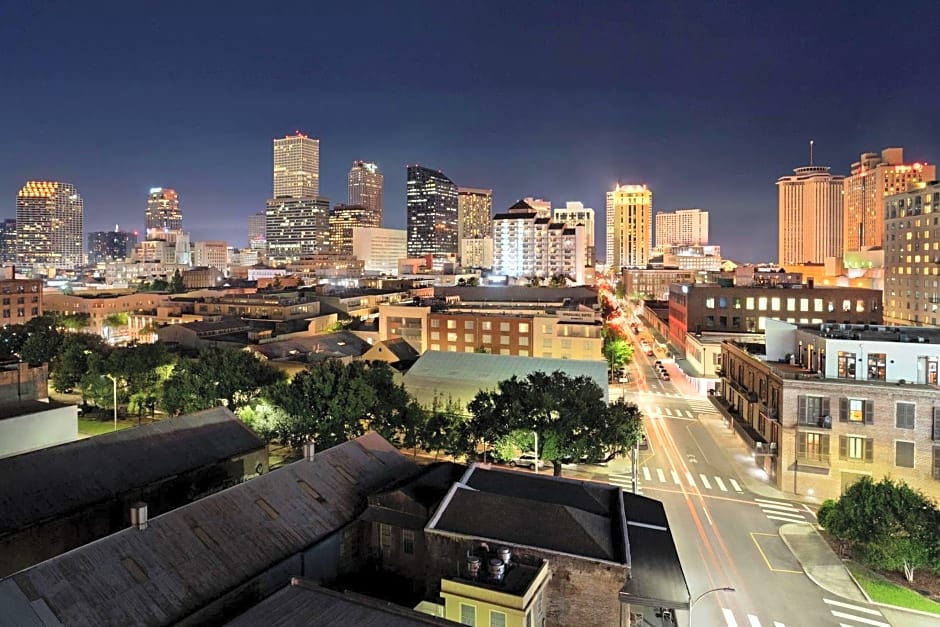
[
  {"left": 247, "top": 211, "right": 266, "bottom": 246},
  {"left": 553, "top": 201, "right": 595, "bottom": 263},
  {"left": 347, "top": 161, "right": 383, "bottom": 226},
  {"left": 777, "top": 166, "right": 844, "bottom": 265},
  {"left": 145, "top": 188, "right": 183, "bottom": 237},
  {"left": 661, "top": 245, "right": 723, "bottom": 271},
  {"left": 192, "top": 240, "right": 228, "bottom": 272},
  {"left": 406, "top": 165, "right": 459, "bottom": 260},
  {"left": 0, "top": 219, "right": 15, "bottom": 264},
  {"left": 15, "top": 181, "right": 84, "bottom": 270},
  {"left": 621, "top": 268, "right": 697, "bottom": 301},
  {"left": 668, "top": 283, "right": 883, "bottom": 352},
  {"left": 329, "top": 204, "right": 381, "bottom": 255},
  {"left": 655, "top": 208, "right": 708, "bottom": 248},
  {"left": 492, "top": 200, "right": 586, "bottom": 283},
  {"left": 843, "top": 148, "right": 934, "bottom": 252},
  {"left": 606, "top": 184, "right": 652, "bottom": 270},
  {"left": 457, "top": 187, "right": 492, "bottom": 265},
  {"left": 264, "top": 197, "right": 331, "bottom": 263},
  {"left": 0, "top": 277, "right": 43, "bottom": 325},
  {"left": 87, "top": 230, "right": 137, "bottom": 264},
  {"left": 352, "top": 227, "right": 407, "bottom": 276},
  {"left": 273, "top": 132, "right": 319, "bottom": 199},
  {"left": 884, "top": 180, "right": 940, "bottom": 327}
]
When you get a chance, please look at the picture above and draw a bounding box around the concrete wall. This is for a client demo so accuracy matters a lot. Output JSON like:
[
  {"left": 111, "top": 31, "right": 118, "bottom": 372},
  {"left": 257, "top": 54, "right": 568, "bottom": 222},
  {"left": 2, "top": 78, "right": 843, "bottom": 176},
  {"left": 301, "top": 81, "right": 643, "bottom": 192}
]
[
  {"left": 0, "top": 363, "right": 48, "bottom": 403},
  {"left": 0, "top": 404, "right": 77, "bottom": 459}
]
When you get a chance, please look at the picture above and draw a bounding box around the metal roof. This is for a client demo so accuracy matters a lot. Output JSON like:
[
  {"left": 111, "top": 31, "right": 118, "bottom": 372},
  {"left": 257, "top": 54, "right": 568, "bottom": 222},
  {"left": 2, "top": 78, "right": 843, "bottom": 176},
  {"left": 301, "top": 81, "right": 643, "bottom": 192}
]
[{"left": 0, "top": 433, "right": 418, "bottom": 626}]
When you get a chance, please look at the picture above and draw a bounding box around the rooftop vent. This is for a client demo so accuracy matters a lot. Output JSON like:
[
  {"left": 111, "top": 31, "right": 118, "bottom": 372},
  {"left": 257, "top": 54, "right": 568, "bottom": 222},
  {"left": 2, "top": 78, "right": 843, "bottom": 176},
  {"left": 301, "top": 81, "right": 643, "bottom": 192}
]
[
  {"left": 466, "top": 554, "right": 482, "bottom": 580},
  {"left": 488, "top": 558, "right": 506, "bottom": 582},
  {"left": 498, "top": 546, "right": 512, "bottom": 566},
  {"left": 303, "top": 441, "right": 315, "bottom": 462},
  {"left": 130, "top": 502, "right": 148, "bottom": 530}
]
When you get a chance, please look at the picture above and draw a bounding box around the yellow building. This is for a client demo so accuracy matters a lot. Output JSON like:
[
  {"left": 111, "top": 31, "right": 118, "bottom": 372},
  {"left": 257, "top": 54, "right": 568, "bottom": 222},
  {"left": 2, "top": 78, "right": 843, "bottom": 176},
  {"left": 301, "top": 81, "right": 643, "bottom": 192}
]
[
  {"left": 437, "top": 557, "right": 550, "bottom": 627},
  {"left": 606, "top": 184, "right": 652, "bottom": 270}
]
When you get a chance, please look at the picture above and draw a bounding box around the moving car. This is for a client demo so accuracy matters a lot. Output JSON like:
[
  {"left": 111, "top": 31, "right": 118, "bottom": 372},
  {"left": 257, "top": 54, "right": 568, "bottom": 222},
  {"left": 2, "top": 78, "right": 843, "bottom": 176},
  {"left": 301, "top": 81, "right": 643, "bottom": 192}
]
[{"left": 509, "top": 452, "right": 544, "bottom": 470}]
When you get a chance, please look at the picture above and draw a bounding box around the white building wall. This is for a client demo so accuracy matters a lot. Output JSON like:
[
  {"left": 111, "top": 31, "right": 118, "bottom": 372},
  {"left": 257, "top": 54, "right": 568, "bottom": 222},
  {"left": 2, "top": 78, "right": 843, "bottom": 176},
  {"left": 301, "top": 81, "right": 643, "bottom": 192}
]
[{"left": 0, "top": 405, "right": 78, "bottom": 459}]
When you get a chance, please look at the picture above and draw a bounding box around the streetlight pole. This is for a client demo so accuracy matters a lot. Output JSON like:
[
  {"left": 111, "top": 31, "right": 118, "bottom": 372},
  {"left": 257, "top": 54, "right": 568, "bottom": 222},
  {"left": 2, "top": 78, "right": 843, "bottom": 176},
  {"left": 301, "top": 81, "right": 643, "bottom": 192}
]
[
  {"left": 689, "top": 586, "right": 735, "bottom": 627},
  {"left": 104, "top": 374, "right": 117, "bottom": 431}
]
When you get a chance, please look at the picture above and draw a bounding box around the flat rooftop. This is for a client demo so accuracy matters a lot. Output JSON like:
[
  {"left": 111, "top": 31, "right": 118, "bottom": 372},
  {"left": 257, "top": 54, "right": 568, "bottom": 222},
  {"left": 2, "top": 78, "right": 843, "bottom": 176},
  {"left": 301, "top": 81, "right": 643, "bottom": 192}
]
[{"left": 798, "top": 323, "right": 940, "bottom": 344}]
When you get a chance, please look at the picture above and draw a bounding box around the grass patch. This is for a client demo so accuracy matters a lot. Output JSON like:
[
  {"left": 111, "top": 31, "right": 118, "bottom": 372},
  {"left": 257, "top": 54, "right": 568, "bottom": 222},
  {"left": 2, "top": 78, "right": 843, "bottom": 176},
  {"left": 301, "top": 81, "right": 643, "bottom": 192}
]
[
  {"left": 78, "top": 418, "right": 127, "bottom": 436},
  {"left": 847, "top": 562, "right": 940, "bottom": 615}
]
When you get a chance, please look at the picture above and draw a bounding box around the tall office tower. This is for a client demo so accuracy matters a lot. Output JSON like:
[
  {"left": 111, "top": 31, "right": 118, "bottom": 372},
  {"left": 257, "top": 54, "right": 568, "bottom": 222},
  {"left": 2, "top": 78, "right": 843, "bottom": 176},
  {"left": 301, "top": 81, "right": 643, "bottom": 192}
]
[
  {"left": 264, "top": 197, "right": 331, "bottom": 263},
  {"left": 654, "top": 208, "right": 709, "bottom": 248},
  {"left": 329, "top": 203, "right": 381, "bottom": 255},
  {"left": 15, "top": 181, "right": 84, "bottom": 269},
  {"left": 248, "top": 211, "right": 266, "bottom": 245},
  {"left": 606, "top": 184, "right": 652, "bottom": 269},
  {"left": 406, "top": 165, "right": 459, "bottom": 259},
  {"left": 843, "top": 148, "right": 934, "bottom": 252},
  {"left": 352, "top": 227, "right": 407, "bottom": 275},
  {"left": 0, "top": 218, "right": 16, "bottom": 263},
  {"left": 87, "top": 229, "right": 137, "bottom": 264},
  {"left": 553, "top": 201, "right": 595, "bottom": 262},
  {"left": 144, "top": 188, "right": 183, "bottom": 237},
  {"left": 348, "top": 161, "right": 384, "bottom": 225},
  {"left": 777, "top": 166, "right": 844, "bottom": 265},
  {"left": 884, "top": 181, "right": 940, "bottom": 327},
  {"left": 457, "top": 187, "right": 493, "bottom": 262},
  {"left": 273, "top": 132, "right": 319, "bottom": 198}
]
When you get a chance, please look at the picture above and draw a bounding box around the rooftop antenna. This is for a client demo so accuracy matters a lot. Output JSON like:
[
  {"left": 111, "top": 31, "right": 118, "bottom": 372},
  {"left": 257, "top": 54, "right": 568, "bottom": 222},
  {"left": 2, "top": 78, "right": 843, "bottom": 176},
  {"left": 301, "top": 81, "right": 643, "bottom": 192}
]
[{"left": 809, "top": 139, "right": 815, "bottom": 166}]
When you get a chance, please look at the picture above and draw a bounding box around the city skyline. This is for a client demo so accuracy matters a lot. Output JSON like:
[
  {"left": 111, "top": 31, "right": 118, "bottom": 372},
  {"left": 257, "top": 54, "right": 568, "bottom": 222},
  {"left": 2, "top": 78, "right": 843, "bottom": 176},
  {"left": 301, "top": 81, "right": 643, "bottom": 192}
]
[{"left": 1, "top": 2, "right": 939, "bottom": 262}]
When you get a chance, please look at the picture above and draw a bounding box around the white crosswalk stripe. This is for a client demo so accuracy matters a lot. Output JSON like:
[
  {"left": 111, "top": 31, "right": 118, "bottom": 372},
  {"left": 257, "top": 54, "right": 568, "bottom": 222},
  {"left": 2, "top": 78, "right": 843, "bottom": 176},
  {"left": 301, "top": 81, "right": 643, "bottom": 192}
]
[
  {"left": 755, "top": 498, "right": 810, "bottom": 524},
  {"left": 715, "top": 477, "right": 727, "bottom": 491},
  {"left": 823, "top": 598, "right": 889, "bottom": 626},
  {"left": 700, "top": 474, "right": 712, "bottom": 489},
  {"left": 730, "top": 478, "right": 743, "bottom": 492},
  {"left": 656, "top": 468, "right": 665, "bottom": 482},
  {"left": 685, "top": 410, "right": 694, "bottom": 418},
  {"left": 671, "top": 470, "right": 681, "bottom": 485},
  {"left": 610, "top": 466, "right": 747, "bottom": 494},
  {"left": 722, "top": 608, "right": 738, "bottom": 626},
  {"left": 642, "top": 466, "right": 651, "bottom": 481},
  {"left": 747, "top": 615, "right": 761, "bottom": 627},
  {"left": 686, "top": 471, "right": 696, "bottom": 487},
  {"left": 720, "top": 609, "right": 786, "bottom": 627}
]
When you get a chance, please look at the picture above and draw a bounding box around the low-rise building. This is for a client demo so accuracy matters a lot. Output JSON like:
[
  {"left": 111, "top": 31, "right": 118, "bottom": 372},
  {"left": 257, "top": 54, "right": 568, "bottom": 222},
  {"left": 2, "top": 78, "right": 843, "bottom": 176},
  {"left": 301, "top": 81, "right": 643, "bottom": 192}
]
[
  {"left": 0, "top": 400, "right": 77, "bottom": 459},
  {"left": 714, "top": 321, "right": 940, "bottom": 500},
  {"left": 621, "top": 268, "right": 698, "bottom": 301},
  {"left": 0, "top": 274, "right": 43, "bottom": 325}
]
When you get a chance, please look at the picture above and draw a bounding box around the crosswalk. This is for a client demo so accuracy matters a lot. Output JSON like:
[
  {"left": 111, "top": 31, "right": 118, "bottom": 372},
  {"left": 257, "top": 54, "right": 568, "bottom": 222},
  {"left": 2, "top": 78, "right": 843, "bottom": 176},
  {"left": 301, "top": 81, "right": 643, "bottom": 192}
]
[
  {"left": 607, "top": 467, "right": 744, "bottom": 494},
  {"left": 720, "top": 608, "right": 786, "bottom": 626},
  {"left": 755, "top": 497, "right": 812, "bottom": 525},
  {"left": 643, "top": 403, "right": 716, "bottom": 419},
  {"left": 823, "top": 598, "right": 889, "bottom": 627}
]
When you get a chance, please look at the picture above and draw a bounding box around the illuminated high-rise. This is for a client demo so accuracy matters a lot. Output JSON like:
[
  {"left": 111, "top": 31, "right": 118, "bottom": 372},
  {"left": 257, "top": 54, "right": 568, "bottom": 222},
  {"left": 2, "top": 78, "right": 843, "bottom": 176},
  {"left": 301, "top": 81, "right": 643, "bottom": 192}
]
[
  {"left": 273, "top": 132, "right": 320, "bottom": 198},
  {"left": 655, "top": 208, "right": 709, "bottom": 248},
  {"left": 606, "top": 184, "right": 652, "bottom": 269},
  {"left": 553, "top": 201, "right": 595, "bottom": 262},
  {"left": 347, "top": 161, "right": 383, "bottom": 225},
  {"left": 15, "top": 181, "right": 84, "bottom": 269},
  {"left": 843, "top": 148, "right": 934, "bottom": 252},
  {"left": 248, "top": 211, "right": 266, "bottom": 245},
  {"left": 457, "top": 187, "right": 492, "bottom": 263},
  {"left": 777, "top": 166, "right": 844, "bottom": 265},
  {"left": 144, "top": 187, "right": 183, "bottom": 237},
  {"left": 329, "top": 203, "right": 381, "bottom": 255},
  {"left": 406, "top": 165, "right": 458, "bottom": 259},
  {"left": 264, "top": 197, "right": 331, "bottom": 263},
  {"left": 87, "top": 229, "right": 137, "bottom": 264}
]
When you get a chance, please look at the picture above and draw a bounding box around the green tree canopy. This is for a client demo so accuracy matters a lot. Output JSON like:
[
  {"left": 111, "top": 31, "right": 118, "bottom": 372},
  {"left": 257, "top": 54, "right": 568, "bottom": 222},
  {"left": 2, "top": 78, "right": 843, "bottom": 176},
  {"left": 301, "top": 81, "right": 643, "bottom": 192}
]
[
  {"left": 603, "top": 334, "right": 634, "bottom": 372},
  {"left": 51, "top": 333, "right": 107, "bottom": 393},
  {"left": 170, "top": 268, "right": 185, "bottom": 293}
]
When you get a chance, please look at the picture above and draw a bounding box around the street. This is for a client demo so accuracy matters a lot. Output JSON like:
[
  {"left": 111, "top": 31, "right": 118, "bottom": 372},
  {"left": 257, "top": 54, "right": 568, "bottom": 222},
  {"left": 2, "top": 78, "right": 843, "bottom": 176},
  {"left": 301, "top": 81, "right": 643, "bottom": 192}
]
[{"left": 610, "top": 339, "right": 895, "bottom": 627}]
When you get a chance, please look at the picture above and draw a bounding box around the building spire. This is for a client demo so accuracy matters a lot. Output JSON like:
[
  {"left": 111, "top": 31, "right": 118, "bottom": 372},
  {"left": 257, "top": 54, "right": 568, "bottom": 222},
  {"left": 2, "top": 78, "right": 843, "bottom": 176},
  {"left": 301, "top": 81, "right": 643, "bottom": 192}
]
[{"left": 809, "top": 139, "right": 815, "bottom": 166}]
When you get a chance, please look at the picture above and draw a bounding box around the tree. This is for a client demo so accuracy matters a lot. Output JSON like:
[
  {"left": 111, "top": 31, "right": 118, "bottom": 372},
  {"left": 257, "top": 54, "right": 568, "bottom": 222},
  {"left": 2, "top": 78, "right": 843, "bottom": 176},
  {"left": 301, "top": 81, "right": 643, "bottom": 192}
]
[
  {"left": 603, "top": 335, "right": 634, "bottom": 373},
  {"left": 51, "top": 333, "right": 107, "bottom": 393},
  {"left": 818, "top": 477, "right": 940, "bottom": 583},
  {"left": 170, "top": 268, "right": 186, "bottom": 293}
]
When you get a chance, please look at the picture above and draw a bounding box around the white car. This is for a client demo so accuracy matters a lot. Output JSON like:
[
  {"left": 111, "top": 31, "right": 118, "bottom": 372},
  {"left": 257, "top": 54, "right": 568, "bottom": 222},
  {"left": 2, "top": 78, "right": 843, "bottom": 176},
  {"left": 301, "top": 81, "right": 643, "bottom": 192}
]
[{"left": 509, "top": 452, "right": 545, "bottom": 470}]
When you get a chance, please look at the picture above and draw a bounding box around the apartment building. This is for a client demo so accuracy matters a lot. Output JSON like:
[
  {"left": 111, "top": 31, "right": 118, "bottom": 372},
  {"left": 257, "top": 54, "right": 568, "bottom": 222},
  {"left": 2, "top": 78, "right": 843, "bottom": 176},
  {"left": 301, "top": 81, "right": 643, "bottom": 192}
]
[
  {"left": 492, "top": 200, "right": 586, "bottom": 283},
  {"left": 0, "top": 276, "right": 42, "bottom": 325},
  {"left": 716, "top": 323, "right": 940, "bottom": 500}
]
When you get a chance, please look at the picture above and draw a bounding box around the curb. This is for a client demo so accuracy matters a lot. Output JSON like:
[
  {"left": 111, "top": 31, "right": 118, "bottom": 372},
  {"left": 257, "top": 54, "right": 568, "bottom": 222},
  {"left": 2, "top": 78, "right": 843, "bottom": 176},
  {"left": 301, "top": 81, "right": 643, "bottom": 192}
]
[{"left": 777, "top": 524, "right": 868, "bottom": 602}]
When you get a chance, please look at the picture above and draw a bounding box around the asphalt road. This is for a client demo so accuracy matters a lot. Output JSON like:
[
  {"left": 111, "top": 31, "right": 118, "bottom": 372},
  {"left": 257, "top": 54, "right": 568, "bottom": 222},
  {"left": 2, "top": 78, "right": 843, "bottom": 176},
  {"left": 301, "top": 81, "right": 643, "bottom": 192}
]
[{"left": 611, "top": 344, "right": 894, "bottom": 627}]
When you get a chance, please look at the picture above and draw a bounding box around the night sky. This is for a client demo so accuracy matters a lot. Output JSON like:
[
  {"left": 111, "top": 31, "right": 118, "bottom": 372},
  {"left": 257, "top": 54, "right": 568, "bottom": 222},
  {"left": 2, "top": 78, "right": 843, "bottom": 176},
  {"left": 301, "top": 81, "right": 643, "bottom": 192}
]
[{"left": 2, "top": 1, "right": 938, "bottom": 262}]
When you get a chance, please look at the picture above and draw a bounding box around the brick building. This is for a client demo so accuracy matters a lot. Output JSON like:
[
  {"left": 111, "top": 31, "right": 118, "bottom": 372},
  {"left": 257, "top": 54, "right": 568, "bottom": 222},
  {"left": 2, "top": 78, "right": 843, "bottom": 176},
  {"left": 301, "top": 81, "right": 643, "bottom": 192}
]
[
  {"left": 715, "top": 322, "right": 940, "bottom": 500},
  {"left": 668, "top": 282, "right": 883, "bottom": 353},
  {"left": 0, "top": 275, "right": 42, "bottom": 325}
]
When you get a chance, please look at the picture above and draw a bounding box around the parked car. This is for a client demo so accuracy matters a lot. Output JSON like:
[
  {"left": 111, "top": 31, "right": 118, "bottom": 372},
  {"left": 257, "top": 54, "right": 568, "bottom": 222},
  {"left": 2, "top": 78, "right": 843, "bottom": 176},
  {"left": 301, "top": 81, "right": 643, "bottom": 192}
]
[
  {"left": 654, "top": 360, "right": 662, "bottom": 367},
  {"left": 638, "top": 430, "right": 649, "bottom": 450},
  {"left": 661, "top": 373, "right": 670, "bottom": 381},
  {"left": 509, "top": 452, "right": 544, "bottom": 470}
]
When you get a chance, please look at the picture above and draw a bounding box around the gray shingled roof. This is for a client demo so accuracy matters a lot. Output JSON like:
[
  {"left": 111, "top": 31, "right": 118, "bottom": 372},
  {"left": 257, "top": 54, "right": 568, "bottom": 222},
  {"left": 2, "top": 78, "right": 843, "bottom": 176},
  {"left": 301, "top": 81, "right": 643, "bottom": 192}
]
[
  {"left": 0, "top": 433, "right": 419, "bottom": 626},
  {"left": 0, "top": 407, "right": 264, "bottom": 535},
  {"left": 226, "top": 579, "right": 459, "bottom": 626}
]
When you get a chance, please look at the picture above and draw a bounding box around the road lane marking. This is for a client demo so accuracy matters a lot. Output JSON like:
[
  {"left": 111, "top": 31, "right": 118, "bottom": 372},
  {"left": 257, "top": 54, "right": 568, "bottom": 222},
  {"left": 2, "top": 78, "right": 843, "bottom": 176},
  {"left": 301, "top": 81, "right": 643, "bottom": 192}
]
[
  {"left": 686, "top": 471, "right": 696, "bottom": 486},
  {"left": 700, "top": 474, "right": 712, "bottom": 489},
  {"left": 755, "top": 498, "right": 793, "bottom": 505},
  {"left": 642, "top": 466, "right": 651, "bottom": 481},
  {"left": 823, "top": 599, "right": 882, "bottom": 615},
  {"left": 758, "top": 502, "right": 800, "bottom": 511},
  {"left": 730, "top": 478, "right": 743, "bottom": 492},
  {"left": 774, "top": 623, "right": 785, "bottom": 627},
  {"left": 671, "top": 470, "right": 681, "bottom": 484},
  {"left": 722, "top": 608, "right": 738, "bottom": 626},
  {"left": 656, "top": 468, "right": 665, "bottom": 482},
  {"left": 766, "top": 514, "right": 809, "bottom": 524},
  {"left": 747, "top": 616, "right": 761, "bottom": 627},
  {"left": 715, "top": 477, "right": 727, "bottom": 491},
  {"left": 751, "top": 532, "right": 803, "bottom": 574},
  {"left": 828, "top": 611, "right": 888, "bottom": 627}
]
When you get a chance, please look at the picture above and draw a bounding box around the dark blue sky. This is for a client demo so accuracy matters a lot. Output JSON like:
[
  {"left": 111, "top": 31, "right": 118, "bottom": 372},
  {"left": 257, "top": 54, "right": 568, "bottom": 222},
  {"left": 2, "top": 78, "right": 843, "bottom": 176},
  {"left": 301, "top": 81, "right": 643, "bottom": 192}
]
[{"left": 2, "top": 1, "right": 938, "bottom": 261}]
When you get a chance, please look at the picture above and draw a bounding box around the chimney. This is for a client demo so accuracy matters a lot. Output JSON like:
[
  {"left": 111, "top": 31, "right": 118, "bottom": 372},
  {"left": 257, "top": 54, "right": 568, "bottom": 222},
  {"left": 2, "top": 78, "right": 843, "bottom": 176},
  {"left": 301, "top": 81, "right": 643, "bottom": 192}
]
[
  {"left": 130, "top": 502, "right": 148, "bottom": 530},
  {"left": 487, "top": 558, "right": 506, "bottom": 583},
  {"left": 497, "top": 546, "right": 512, "bottom": 566},
  {"left": 466, "top": 554, "right": 482, "bottom": 580},
  {"left": 303, "top": 441, "right": 316, "bottom": 462}
]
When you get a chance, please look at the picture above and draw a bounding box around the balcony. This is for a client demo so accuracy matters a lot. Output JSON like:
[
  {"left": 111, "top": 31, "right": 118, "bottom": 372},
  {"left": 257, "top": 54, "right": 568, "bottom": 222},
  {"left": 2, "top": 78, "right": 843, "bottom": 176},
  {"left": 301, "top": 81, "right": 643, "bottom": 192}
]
[
  {"left": 759, "top": 404, "right": 778, "bottom": 422},
  {"left": 798, "top": 415, "right": 832, "bottom": 429}
]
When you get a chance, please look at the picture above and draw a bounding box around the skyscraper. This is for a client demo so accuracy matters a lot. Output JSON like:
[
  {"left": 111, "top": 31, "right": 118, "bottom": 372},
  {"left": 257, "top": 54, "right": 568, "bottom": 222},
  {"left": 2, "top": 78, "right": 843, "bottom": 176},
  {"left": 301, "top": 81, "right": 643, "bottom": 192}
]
[
  {"left": 87, "top": 229, "right": 137, "bottom": 263},
  {"left": 0, "top": 219, "right": 16, "bottom": 264},
  {"left": 406, "top": 165, "right": 459, "bottom": 259},
  {"left": 606, "top": 184, "right": 652, "bottom": 269},
  {"left": 248, "top": 211, "right": 266, "bottom": 245},
  {"left": 654, "top": 208, "right": 709, "bottom": 248},
  {"left": 144, "top": 188, "right": 183, "bottom": 237},
  {"left": 493, "top": 200, "right": 586, "bottom": 283},
  {"left": 348, "top": 161, "right": 384, "bottom": 225},
  {"left": 553, "top": 201, "right": 595, "bottom": 262},
  {"left": 16, "top": 181, "right": 84, "bottom": 269},
  {"left": 777, "top": 166, "right": 844, "bottom": 265},
  {"left": 843, "top": 148, "right": 934, "bottom": 252},
  {"left": 264, "top": 197, "right": 331, "bottom": 263},
  {"left": 329, "top": 204, "right": 381, "bottom": 255},
  {"left": 273, "top": 132, "right": 319, "bottom": 198},
  {"left": 457, "top": 187, "right": 492, "bottom": 263}
]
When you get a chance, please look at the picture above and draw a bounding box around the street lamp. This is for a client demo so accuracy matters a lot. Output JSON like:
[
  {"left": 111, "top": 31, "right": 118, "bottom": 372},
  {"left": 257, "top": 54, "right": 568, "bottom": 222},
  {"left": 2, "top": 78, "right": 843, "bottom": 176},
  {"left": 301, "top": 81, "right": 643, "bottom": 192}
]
[
  {"left": 103, "top": 374, "right": 118, "bottom": 431},
  {"left": 689, "top": 586, "right": 735, "bottom": 626}
]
